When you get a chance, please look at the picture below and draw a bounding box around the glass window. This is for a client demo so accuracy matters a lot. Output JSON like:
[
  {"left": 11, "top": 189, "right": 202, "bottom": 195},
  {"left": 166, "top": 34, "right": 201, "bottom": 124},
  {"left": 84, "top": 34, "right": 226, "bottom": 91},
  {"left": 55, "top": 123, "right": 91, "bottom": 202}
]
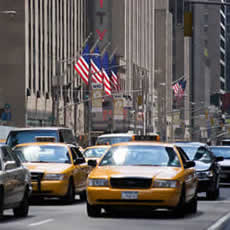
[
  {"left": 96, "top": 136, "right": 132, "bottom": 145},
  {"left": 6, "top": 130, "right": 59, "bottom": 147},
  {"left": 100, "top": 145, "right": 181, "bottom": 167},
  {"left": 1, "top": 147, "right": 14, "bottom": 163},
  {"left": 211, "top": 147, "right": 230, "bottom": 159},
  {"left": 83, "top": 147, "right": 109, "bottom": 158},
  {"left": 15, "top": 145, "right": 71, "bottom": 164}
]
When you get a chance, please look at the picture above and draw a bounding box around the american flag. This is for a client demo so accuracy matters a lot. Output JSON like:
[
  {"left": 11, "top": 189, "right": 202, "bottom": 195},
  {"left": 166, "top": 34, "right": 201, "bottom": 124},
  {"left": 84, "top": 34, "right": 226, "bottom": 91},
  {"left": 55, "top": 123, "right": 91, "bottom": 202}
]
[
  {"left": 110, "top": 56, "right": 120, "bottom": 91},
  {"left": 91, "top": 46, "right": 103, "bottom": 84},
  {"left": 172, "top": 78, "right": 186, "bottom": 97},
  {"left": 102, "top": 52, "right": 112, "bottom": 96},
  {"left": 74, "top": 44, "right": 91, "bottom": 85}
]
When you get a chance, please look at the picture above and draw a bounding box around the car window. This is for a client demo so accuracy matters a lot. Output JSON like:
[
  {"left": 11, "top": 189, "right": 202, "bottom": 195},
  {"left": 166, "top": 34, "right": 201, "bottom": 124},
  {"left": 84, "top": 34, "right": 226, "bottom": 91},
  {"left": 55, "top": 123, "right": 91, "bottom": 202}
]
[
  {"left": 96, "top": 136, "right": 132, "bottom": 145},
  {"left": 6, "top": 130, "right": 59, "bottom": 147},
  {"left": 61, "top": 129, "right": 75, "bottom": 144},
  {"left": 175, "top": 146, "right": 190, "bottom": 164},
  {"left": 83, "top": 147, "right": 109, "bottom": 158},
  {"left": 1, "top": 147, "right": 14, "bottom": 162},
  {"left": 194, "top": 147, "right": 212, "bottom": 163},
  {"left": 210, "top": 147, "right": 230, "bottom": 159},
  {"left": 8, "top": 147, "right": 22, "bottom": 167},
  {"left": 71, "top": 147, "right": 86, "bottom": 163}
]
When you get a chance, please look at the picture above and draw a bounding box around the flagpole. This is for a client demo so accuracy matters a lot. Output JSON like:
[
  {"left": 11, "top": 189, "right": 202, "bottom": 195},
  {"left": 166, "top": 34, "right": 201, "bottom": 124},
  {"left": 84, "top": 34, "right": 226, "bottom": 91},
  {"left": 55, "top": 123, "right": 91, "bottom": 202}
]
[{"left": 88, "top": 60, "right": 92, "bottom": 146}]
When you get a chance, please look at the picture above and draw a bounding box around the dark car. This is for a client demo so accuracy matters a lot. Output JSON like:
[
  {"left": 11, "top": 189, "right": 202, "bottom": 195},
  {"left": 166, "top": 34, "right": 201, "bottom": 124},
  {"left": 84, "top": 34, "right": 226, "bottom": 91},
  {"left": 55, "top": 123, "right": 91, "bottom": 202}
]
[
  {"left": 175, "top": 142, "right": 223, "bottom": 200},
  {"left": 6, "top": 127, "right": 77, "bottom": 148},
  {"left": 210, "top": 146, "right": 230, "bottom": 183}
]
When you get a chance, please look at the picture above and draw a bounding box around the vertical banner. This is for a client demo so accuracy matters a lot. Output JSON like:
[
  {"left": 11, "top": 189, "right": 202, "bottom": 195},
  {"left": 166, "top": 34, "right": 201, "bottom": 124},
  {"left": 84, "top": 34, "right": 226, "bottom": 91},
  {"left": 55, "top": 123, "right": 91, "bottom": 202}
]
[
  {"left": 92, "top": 83, "right": 103, "bottom": 112},
  {"left": 113, "top": 95, "right": 124, "bottom": 120}
]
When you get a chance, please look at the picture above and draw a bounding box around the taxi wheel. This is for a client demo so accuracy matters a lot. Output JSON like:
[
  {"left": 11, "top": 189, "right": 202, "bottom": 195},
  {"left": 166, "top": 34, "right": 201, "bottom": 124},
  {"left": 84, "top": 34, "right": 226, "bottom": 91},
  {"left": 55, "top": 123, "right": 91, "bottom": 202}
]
[
  {"left": 65, "top": 180, "right": 75, "bottom": 204},
  {"left": 174, "top": 185, "right": 186, "bottom": 217},
  {"left": 87, "top": 202, "right": 101, "bottom": 217},
  {"left": 79, "top": 191, "right": 87, "bottom": 201},
  {"left": 186, "top": 194, "right": 197, "bottom": 214},
  {"left": 0, "top": 187, "right": 3, "bottom": 217},
  {"left": 13, "top": 189, "right": 29, "bottom": 217},
  {"left": 207, "top": 187, "right": 219, "bottom": 200}
]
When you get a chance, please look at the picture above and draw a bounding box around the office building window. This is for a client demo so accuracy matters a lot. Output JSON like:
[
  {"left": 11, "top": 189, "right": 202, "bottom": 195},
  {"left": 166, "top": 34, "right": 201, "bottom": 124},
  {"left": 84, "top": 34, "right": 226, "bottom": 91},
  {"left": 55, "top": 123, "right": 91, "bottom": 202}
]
[
  {"left": 221, "top": 64, "right": 225, "bottom": 77},
  {"left": 176, "top": 0, "right": 184, "bottom": 24}
]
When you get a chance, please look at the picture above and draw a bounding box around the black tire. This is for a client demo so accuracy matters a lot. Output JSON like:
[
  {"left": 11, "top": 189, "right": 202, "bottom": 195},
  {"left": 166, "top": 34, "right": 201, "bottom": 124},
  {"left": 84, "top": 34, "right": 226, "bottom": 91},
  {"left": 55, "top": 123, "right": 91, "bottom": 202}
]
[
  {"left": 186, "top": 194, "right": 197, "bottom": 214},
  {"left": 64, "top": 179, "right": 75, "bottom": 204},
  {"left": 86, "top": 201, "right": 101, "bottom": 217},
  {"left": 173, "top": 186, "right": 186, "bottom": 217},
  {"left": 79, "top": 191, "right": 87, "bottom": 201},
  {"left": 0, "top": 186, "right": 4, "bottom": 217},
  {"left": 207, "top": 187, "right": 219, "bottom": 200},
  {"left": 13, "top": 190, "right": 29, "bottom": 218}
]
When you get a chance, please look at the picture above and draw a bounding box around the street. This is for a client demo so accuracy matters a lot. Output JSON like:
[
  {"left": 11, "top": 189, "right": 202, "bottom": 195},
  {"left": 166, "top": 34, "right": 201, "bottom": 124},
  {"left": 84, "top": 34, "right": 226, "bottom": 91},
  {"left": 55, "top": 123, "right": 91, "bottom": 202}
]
[{"left": 0, "top": 187, "right": 230, "bottom": 230}]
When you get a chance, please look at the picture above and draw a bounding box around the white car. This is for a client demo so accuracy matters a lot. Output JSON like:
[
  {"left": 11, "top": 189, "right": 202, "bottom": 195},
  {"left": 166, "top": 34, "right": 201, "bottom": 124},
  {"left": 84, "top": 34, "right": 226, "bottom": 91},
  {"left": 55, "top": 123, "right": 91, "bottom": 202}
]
[{"left": 0, "top": 145, "right": 31, "bottom": 217}]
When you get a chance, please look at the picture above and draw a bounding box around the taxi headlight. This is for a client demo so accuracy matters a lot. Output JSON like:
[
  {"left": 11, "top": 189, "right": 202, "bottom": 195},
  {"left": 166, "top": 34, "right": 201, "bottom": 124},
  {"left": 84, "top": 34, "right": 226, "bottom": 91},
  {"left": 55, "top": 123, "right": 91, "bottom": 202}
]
[
  {"left": 43, "top": 174, "right": 65, "bottom": 180},
  {"left": 153, "top": 180, "right": 179, "bottom": 188},
  {"left": 88, "top": 179, "right": 108, "bottom": 187}
]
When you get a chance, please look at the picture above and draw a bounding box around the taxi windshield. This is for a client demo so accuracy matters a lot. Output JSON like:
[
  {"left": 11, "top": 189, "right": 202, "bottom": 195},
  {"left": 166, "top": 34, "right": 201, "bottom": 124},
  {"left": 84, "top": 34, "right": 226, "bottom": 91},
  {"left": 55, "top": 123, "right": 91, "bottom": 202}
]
[
  {"left": 15, "top": 145, "right": 71, "bottom": 164},
  {"left": 83, "top": 147, "right": 109, "bottom": 158},
  {"left": 100, "top": 145, "right": 181, "bottom": 167}
]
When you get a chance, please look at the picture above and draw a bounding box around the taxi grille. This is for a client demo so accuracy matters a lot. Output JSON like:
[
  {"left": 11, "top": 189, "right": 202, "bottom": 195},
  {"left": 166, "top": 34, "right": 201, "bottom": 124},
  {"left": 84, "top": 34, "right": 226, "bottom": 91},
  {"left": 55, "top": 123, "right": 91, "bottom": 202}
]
[
  {"left": 31, "top": 172, "right": 44, "bottom": 182},
  {"left": 110, "top": 177, "right": 152, "bottom": 189}
]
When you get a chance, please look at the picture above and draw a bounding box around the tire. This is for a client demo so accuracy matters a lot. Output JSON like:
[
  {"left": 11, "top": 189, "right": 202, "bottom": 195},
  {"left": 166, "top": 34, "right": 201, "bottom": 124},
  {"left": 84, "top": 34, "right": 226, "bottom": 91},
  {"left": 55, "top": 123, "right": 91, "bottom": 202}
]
[
  {"left": 186, "top": 194, "right": 197, "bottom": 214},
  {"left": 0, "top": 187, "right": 4, "bottom": 217},
  {"left": 13, "top": 190, "right": 29, "bottom": 218},
  {"left": 79, "top": 191, "right": 87, "bottom": 201},
  {"left": 207, "top": 187, "right": 219, "bottom": 200},
  {"left": 64, "top": 179, "right": 75, "bottom": 204},
  {"left": 86, "top": 201, "right": 101, "bottom": 217},
  {"left": 173, "top": 186, "right": 186, "bottom": 217}
]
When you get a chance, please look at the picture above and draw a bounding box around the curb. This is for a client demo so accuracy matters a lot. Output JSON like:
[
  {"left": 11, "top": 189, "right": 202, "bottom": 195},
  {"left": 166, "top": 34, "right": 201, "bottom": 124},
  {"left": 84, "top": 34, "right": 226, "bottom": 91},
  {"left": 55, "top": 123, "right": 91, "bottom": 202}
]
[{"left": 207, "top": 212, "right": 230, "bottom": 230}]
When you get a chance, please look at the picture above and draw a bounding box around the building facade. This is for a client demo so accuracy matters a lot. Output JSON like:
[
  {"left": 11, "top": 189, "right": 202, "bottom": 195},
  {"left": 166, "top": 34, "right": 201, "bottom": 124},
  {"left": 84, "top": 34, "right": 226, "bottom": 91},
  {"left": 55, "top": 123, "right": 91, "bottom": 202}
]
[{"left": 0, "top": 0, "right": 86, "bottom": 135}]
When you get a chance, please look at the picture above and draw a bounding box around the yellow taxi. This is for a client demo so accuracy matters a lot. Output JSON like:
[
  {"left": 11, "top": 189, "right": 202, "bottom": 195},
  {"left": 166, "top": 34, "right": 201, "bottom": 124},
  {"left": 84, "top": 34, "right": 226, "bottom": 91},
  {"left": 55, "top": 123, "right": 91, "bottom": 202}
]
[
  {"left": 83, "top": 145, "right": 110, "bottom": 163},
  {"left": 87, "top": 142, "right": 198, "bottom": 217},
  {"left": 14, "top": 142, "right": 90, "bottom": 203}
]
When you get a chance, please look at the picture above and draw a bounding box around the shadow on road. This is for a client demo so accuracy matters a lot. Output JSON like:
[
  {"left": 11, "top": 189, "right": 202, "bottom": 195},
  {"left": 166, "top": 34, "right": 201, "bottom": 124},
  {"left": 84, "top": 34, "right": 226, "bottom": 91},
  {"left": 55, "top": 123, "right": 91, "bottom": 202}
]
[{"left": 99, "top": 208, "right": 203, "bottom": 220}]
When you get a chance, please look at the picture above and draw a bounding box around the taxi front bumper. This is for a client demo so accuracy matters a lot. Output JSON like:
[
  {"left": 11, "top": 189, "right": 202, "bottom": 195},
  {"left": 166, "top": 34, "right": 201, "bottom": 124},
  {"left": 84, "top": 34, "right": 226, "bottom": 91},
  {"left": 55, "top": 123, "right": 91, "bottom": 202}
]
[
  {"left": 31, "top": 180, "right": 69, "bottom": 197},
  {"left": 87, "top": 187, "right": 181, "bottom": 208}
]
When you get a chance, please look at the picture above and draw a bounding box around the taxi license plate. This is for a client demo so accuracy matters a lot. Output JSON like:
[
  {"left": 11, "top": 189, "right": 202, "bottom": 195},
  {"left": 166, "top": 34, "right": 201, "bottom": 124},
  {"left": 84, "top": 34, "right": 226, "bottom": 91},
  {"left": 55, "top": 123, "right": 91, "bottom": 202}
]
[{"left": 121, "top": 191, "right": 138, "bottom": 200}]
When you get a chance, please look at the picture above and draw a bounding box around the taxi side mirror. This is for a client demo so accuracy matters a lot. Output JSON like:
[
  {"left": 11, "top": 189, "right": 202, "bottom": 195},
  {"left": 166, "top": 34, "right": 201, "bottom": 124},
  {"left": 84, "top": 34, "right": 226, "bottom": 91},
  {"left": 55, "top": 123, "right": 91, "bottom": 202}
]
[
  {"left": 184, "top": 160, "right": 195, "bottom": 169},
  {"left": 88, "top": 159, "right": 97, "bottom": 167}
]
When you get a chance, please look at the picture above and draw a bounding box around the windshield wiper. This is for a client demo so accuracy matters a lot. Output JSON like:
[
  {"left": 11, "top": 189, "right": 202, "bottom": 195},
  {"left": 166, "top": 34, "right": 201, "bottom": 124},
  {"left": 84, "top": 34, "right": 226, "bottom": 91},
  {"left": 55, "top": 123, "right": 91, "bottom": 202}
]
[{"left": 31, "top": 161, "right": 49, "bottom": 163}]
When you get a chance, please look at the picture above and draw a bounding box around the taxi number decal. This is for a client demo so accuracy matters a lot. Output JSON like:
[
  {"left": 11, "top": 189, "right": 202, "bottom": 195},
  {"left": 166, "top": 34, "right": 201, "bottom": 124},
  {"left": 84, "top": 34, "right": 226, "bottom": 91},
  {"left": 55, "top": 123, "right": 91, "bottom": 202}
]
[{"left": 121, "top": 191, "right": 138, "bottom": 200}]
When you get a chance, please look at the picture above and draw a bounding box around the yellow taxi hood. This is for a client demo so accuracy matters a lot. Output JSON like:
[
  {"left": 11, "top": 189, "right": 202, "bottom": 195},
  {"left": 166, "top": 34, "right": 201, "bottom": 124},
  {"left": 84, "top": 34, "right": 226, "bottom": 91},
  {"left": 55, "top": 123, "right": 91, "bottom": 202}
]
[
  {"left": 24, "top": 162, "right": 71, "bottom": 174},
  {"left": 89, "top": 166, "right": 183, "bottom": 180}
]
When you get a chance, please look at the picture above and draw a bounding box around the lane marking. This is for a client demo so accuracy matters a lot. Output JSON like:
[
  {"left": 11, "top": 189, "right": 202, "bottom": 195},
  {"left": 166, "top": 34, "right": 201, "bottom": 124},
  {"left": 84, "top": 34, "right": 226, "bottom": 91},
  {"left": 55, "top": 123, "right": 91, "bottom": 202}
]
[
  {"left": 207, "top": 212, "right": 230, "bottom": 230},
  {"left": 29, "top": 218, "right": 54, "bottom": 227}
]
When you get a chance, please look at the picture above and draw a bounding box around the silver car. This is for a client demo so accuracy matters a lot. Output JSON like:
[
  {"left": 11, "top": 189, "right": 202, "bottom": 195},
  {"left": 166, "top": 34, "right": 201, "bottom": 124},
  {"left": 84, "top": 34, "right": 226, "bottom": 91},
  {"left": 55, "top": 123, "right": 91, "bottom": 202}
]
[{"left": 0, "top": 145, "right": 31, "bottom": 218}]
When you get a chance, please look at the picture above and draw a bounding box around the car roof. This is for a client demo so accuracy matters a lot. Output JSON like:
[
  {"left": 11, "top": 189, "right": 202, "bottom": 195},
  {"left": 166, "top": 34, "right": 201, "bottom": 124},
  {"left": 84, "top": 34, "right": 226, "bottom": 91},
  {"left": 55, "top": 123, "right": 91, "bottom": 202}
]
[
  {"left": 210, "top": 146, "right": 230, "bottom": 148},
  {"left": 9, "top": 127, "right": 72, "bottom": 132},
  {"left": 174, "top": 142, "right": 207, "bottom": 147},
  {"left": 14, "top": 142, "right": 76, "bottom": 148},
  {"left": 111, "top": 141, "right": 175, "bottom": 147},
  {"left": 97, "top": 133, "right": 133, "bottom": 138}
]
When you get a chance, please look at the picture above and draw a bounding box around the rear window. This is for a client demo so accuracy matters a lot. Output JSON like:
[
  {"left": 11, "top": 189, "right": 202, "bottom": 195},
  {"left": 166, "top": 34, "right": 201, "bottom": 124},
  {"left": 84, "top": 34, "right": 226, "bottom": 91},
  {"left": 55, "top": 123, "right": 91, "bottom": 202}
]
[
  {"left": 6, "top": 130, "right": 59, "bottom": 147},
  {"left": 96, "top": 136, "right": 132, "bottom": 145}
]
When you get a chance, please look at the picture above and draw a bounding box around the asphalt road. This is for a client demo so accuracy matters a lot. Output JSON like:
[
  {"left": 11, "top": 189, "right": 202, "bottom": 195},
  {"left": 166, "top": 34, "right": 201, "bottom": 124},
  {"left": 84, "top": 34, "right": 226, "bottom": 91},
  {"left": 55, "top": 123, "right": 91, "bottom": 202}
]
[{"left": 1, "top": 187, "right": 230, "bottom": 230}]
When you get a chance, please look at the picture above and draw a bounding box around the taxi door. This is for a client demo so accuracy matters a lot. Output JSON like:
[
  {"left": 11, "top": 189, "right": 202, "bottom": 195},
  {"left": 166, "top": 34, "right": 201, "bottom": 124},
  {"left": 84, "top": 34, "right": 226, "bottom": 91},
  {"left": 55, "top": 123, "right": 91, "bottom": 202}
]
[
  {"left": 176, "top": 147, "right": 197, "bottom": 201},
  {"left": 71, "top": 147, "right": 89, "bottom": 191}
]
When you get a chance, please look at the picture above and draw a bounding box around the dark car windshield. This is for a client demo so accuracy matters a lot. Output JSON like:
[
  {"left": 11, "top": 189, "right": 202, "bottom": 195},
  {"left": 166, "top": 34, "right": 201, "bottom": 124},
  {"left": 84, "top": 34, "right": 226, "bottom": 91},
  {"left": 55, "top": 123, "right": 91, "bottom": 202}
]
[
  {"left": 210, "top": 147, "right": 230, "bottom": 159},
  {"left": 6, "top": 130, "right": 58, "bottom": 147},
  {"left": 100, "top": 145, "right": 181, "bottom": 167},
  {"left": 83, "top": 147, "right": 109, "bottom": 158},
  {"left": 14, "top": 145, "right": 71, "bottom": 164},
  {"left": 96, "top": 136, "right": 132, "bottom": 145},
  {"left": 180, "top": 146, "right": 212, "bottom": 163}
]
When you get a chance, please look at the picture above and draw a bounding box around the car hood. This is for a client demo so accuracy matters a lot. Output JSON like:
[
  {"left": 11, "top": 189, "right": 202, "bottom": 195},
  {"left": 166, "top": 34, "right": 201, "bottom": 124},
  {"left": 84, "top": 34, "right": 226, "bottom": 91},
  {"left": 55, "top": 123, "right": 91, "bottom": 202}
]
[
  {"left": 194, "top": 161, "right": 211, "bottom": 171},
  {"left": 24, "top": 162, "right": 71, "bottom": 174},
  {"left": 218, "top": 159, "right": 230, "bottom": 167},
  {"left": 89, "top": 166, "right": 182, "bottom": 179}
]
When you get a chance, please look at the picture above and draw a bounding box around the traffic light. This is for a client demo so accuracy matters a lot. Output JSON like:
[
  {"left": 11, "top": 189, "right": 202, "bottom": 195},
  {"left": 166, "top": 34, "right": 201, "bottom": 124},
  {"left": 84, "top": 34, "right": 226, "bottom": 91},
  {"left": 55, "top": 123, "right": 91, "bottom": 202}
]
[{"left": 184, "top": 11, "right": 193, "bottom": 37}]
